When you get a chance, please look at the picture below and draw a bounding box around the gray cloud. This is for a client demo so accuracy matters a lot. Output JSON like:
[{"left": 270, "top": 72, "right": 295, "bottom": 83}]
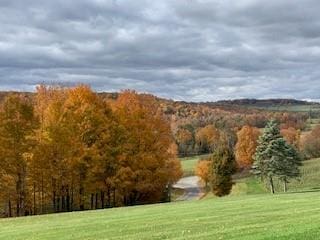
[{"left": 0, "top": 0, "right": 320, "bottom": 101}]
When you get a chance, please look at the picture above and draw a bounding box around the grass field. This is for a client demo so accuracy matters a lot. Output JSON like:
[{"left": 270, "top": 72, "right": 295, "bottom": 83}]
[
  {"left": 1, "top": 192, "right": 320, "bottom": 240},
  {"left": 1, "top": 159, "right": 319, "bottom": 240},
  {"left": 237, "top": 158, "right": 320, "bottom": 194},
  {"left": 179, "top": 154, "right": 211, "bottom": 176}
]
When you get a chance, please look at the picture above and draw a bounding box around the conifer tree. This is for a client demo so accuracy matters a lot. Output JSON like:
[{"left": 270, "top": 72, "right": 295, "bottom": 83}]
[
  {"left": 253, "top": 120, "right": 301, "bottom": 193},
  {"left": 210, "top": 146, "right": 237, "bottom": 197},
  {"left": 252, "top": 120, "right": 282, "bottom": 193},
  {"left": 275, "top": 142, "right": 301, "bottom": 192}
]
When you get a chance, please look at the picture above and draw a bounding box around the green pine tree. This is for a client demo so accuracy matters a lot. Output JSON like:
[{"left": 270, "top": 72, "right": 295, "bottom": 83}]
[
  {"left": 210, "top": 146, "right": 237, "bottom": 197},
  {"left": 252, "top": 120, "right": 301, "bottom": 193},
  {"left": 276, "top": 143, "right": 301, "bottom": 192},
  {"left": 252, "top": 120, "right": 282, "bottom": 193}
]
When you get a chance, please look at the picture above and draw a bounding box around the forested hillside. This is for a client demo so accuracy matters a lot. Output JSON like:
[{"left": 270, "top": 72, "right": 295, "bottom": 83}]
[{"left": 0, "top": 91, "right": 315, "bottom": 157}]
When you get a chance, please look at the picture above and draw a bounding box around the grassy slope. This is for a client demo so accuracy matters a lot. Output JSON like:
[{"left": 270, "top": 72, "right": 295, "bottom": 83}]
[
  {"left": 1, "top": 159, "right": 320, "bottom": 240},
  {"left": 1, "top": 192, "right": 320, "bottom": 240}
]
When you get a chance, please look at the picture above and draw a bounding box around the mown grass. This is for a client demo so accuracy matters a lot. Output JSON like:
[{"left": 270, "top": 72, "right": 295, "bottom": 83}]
[
  {"left": 179, "top": 154, "right": 211, "bottom": 176},
  {"left": 1, "top": 192, "right": 320, "bottom": 240},
  {"left": 1, "top": 160, "right": 319, "bottom": 240}
]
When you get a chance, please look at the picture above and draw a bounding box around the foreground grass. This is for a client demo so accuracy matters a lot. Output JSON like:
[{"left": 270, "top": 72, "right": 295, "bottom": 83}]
[{"left": 1, "top": 192, "right": 320, "bottom": 240}]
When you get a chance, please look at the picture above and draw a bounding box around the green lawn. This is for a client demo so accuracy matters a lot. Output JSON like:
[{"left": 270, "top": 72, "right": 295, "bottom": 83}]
[
  {"left": 1, "top": 159, "right": 319, "bottom": 239},
  {"left": 229, "top": 158, "right": 320, "bottom": 197},
  {"left": 179, "top": 154, "right": 211, "bottom": 176},
  {"left": 1, "top": 192, "right": 320, "bottom": 240}
]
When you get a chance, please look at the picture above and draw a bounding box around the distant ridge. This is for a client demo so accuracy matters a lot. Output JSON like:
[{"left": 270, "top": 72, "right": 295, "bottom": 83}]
[
  {"left": 215, "top": 98, "right": 319, "bottom": 106},
  {"left": 0, "top": 91, "right": 319, "bottom": 108}
]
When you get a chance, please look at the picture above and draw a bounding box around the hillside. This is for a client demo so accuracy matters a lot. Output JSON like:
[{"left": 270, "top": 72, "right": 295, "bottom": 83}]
[{"left": 1, "top": 192, "right": 320, "bottom": 240}]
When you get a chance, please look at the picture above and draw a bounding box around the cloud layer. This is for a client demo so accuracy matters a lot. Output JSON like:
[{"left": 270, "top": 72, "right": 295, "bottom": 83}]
[{"left": 0, "top": 0, "right": 320, "bottom": 101}]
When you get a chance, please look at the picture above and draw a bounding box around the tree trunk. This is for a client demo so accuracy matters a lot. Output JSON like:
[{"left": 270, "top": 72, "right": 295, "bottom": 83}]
[
  {"left": 16, "top": 202, "right": 19, "bottom": 217},
  {"left": 167, "top": 184, "right": 172, "bottom": 202},
  {"left": 66, "top": 188, "right": 70, "bottom": 212},
  {"left": 53, "top": 191, "right": 56, "bottom": 212},
  {"left": 79, "top": 185, "right": 84, "bottom": 211},
  {"left": 283, "top": 180, "right": 287, "bottom": 193},
  {"left": 33, "top": 182, "right": 36, "bottom": 215},
  {"left": 101, "top": 191, "right": 105, "bottom": 209},
  {"left": 269, "top": 176, "right": 275, "bottom": 194},
  {"left": 62, "top": 195, "right": 65, "bottom": 212},
  {"left": 95, "top": 193, "right": 98, "bottom": 209},
  {"left": 8, "top": 199, "right": 12, "bottom": 217},
  {"left": 57, "top": 196, "right": 60, "bottom": 212},
  {"left": 90, "top": 193, "right": 94, "bottom": 210},
  {"left": 41, "top": 174, "right": 44, "bottom": 214},
  {"left": 113, "top": 188, "right": 116, "bottom": 207},
  {"left": 107, "top": 188, "right": 111, "bottom": 207},
  {"left": 71, "top": 182, "right": 74, "bottom": 211}
]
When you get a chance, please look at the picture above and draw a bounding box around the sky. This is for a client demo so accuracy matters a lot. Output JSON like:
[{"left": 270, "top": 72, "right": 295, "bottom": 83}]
[{"left": 0, "top": 0, "right": 320, "bottom": 102}]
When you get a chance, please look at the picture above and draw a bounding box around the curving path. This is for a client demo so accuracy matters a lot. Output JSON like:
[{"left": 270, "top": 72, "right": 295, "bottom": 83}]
[{"left": 173, "top": 176, "right": 204, "bottom": 201}]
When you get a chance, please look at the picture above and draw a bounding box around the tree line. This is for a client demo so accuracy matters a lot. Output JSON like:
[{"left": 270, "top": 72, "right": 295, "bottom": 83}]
[{"left": 0, "top": 85, "right": 182, "bottom": 217}]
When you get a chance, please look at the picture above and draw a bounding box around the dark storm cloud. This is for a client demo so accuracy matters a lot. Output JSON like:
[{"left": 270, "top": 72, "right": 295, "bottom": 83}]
[{"left": 0, "top": 0, "right": 320, "bottom": 101}]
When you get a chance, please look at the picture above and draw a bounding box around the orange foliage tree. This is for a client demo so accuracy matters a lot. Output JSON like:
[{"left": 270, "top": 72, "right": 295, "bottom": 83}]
[
  {"left": 195, "top": 125, "right": 220, "bottom": 153},
  {"left": 301, "top": 126, "right": 320, "bottom": 158},
  {"left": 113, "top": 91, "right": 182, "bottom": 205},
  {"left": 281, "top": 127, "right": 300, "bottom": 148},
  {"left": 0, "top": 86, "right": 182, "bottom": 217},
  {"left": 195, "top": 160, "right": 211, "bottom": 187},
  {"left": 235, "top": 125, "right": 260, "bottom": 169}
]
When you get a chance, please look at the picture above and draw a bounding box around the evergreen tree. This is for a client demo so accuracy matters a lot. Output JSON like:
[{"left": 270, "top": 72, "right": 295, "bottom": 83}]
[
  {"left": 210, "top": 146, "right": 237, "bottom": 197},
  {"left": 276, "top": 143, "right": 301, "bottom": 192},
  {"left": 253, "top": 120, "right": 301, "bottom": 193},
  {"left": 252, "top": 120, "right": 282, "bottom": 193}
]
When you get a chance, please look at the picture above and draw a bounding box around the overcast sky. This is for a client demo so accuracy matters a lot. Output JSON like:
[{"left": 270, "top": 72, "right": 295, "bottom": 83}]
[{"left": 0, "top": 0, "right": 320, "bottom": 101}]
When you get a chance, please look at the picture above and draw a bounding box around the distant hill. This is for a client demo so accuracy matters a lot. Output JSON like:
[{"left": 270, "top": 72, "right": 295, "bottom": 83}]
[
  {"left": 216, "top": 98, "right": 319, "bottom": 106},
  {"left": 0, "top": 91, "right": 319, "bottom": 113}
]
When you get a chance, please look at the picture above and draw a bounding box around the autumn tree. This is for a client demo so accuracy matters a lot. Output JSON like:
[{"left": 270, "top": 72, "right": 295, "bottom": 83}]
[
  {"left": 235, "top": 125, "right": 260, "bottom": 169},
  {"left": 0, "top": 86, "right": 183, "bottom": 217},
  {"left": 281, "top": 127, "right": 300, "bottom": 148},
  {"left": 113, "top": 91, "right": 182, "bottom": 205},
  {"left": 28, "top": 85, "right": 67, "bottom": 214},
  {"left": 210, "top": 146, "right": 237, "bottom": 197},
  {"left": 195, "top": 160, "right": 211, "bottom": 188},
  {"left": 301, "top": 126, "right": 320, "bottom": 158},
  {"left": 195, "top": 125, "right": 220, "bottom": 154},
  {"left": 175, "top": 128, "right": 193, "bottom": 156},
  {"left": 0, "top": 94, "right": 36, "bottom": 216}
]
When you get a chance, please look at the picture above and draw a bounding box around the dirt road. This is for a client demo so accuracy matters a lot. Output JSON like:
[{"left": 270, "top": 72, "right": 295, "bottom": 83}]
[{"left": 173, "top": 176, "right": 204, "bottom": 201}]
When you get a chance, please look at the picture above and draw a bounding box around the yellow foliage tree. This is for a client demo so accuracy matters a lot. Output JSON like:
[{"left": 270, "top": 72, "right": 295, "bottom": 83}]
[{"left": 235, "top": 125, "right": 260, "bottom": 169}]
